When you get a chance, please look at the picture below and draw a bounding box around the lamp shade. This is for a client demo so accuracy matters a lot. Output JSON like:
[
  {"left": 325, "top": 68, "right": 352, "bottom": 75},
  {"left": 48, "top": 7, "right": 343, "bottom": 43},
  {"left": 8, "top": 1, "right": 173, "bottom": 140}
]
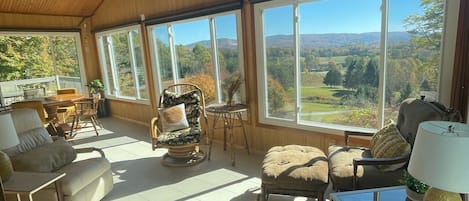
[
  {"left": 0, "top": 113, "right": 19, "bottom": 150},
  {"left": 408, "top": 121, "right": 469, "bottom": 194}
]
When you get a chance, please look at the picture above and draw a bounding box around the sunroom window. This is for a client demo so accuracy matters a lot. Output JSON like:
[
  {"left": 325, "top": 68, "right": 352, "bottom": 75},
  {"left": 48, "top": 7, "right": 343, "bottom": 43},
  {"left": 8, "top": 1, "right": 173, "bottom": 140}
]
[
  {"left": 254, "top": 0, "right": 451, "bottom": 131},
  {"left": 96, "top": 25, "right": 149, "bottom": 102},
  {"left": 148, "top": 11, "right": 245, "bottom": 105},
  {"left": 0, "top": 32, "right": 85, "bottom": 106}
]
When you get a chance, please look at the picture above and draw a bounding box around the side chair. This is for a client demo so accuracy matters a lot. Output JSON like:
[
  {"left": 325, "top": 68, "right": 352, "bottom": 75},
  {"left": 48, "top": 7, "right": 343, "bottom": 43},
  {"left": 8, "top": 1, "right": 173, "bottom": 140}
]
[
  {"left": 70, "top": 96, "right": 103, "bottom": 137},
  {"left": 328, "top": 98, "right": 461, "bottom": 191},
  {"left": 150, "top": 83, "right": 208, "bottom": 167}
]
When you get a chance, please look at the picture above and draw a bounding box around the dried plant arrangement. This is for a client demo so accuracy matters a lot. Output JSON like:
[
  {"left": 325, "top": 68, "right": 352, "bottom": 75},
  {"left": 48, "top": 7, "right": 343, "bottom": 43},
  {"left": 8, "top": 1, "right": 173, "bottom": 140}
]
[{"left": 225, "top": 73, "right": 243, "bottom": 105}]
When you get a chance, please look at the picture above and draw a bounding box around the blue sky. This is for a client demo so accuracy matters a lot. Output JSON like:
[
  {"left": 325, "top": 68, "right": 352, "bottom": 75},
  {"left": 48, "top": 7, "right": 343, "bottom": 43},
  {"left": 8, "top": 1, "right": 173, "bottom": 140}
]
[{"left": 159, "top": 0, "right": 423, "bottom": 45}]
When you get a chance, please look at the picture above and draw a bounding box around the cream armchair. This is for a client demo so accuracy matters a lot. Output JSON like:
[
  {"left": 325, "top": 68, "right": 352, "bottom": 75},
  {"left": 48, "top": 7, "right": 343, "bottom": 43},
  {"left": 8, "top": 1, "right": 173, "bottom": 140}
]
[{"left": 2, "top": 108, "right": 113, "bottom": 201}]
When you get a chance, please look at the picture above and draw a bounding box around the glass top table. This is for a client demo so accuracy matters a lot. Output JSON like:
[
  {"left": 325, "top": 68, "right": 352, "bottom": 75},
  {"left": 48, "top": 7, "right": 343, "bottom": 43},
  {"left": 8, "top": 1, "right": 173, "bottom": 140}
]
[{"left": 329, "top": 186, "right": 408, "bottom": 201}]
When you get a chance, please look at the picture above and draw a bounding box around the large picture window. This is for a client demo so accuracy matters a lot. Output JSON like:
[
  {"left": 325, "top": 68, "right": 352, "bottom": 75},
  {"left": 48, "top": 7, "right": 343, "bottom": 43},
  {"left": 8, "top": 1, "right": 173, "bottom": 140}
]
[
  {"left": 255, "top": 0, "right": 452, "bottom": 131},
  {"left": 0, "top": 32, "right": 85, "bottom": 106},
  {"left": 148, "top": 11, "right": 244, "bottom": 105},
  {"left": 96, "top": 25, "right": 149, "bottom": 102}
]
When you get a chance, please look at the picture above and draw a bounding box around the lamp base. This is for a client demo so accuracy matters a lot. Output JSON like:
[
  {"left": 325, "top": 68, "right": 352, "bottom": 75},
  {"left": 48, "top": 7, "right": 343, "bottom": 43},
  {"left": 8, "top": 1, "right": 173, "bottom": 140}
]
[
  {"left": 424, "top": 188, "right": 462, "bottom": 201},
  {"left": 0, "top": 151, "right": 13, "bottom": 182}
]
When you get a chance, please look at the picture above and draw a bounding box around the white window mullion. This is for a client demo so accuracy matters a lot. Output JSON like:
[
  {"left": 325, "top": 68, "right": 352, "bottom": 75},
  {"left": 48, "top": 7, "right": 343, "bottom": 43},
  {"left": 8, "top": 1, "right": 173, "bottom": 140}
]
[
  {"left": 293, "top": 3, "right": 301, "bottom": 123},
  {"left": 127, "top": 31, "right": 141, "bottom": 99},
  {"left": 378, "top": 0, "right": 389, "bottom": 128},
  {"left": 150, "top": 28, "right": 164, "bottom": 94},
  {"left": 168, "top": 25, "right": 179, "bottom": 84},
  {"left": 209, "top": 17, "right": 222, "bottom": 103},
  {"left": 107, "top": 36, "right": 120, "bottom": 96}
]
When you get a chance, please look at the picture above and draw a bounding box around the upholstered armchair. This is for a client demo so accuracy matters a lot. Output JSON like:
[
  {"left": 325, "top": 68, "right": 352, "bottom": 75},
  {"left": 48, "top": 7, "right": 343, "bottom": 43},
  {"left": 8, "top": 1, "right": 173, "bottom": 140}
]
[
  {"left": 328, "top": 98, "right": 461, "bottom": 191},
  {"left": 3, "top": 108, "right": 113, "bottom": 201},
  {"left": 150, "top": 83, "right": 208, "bottom": 167}
]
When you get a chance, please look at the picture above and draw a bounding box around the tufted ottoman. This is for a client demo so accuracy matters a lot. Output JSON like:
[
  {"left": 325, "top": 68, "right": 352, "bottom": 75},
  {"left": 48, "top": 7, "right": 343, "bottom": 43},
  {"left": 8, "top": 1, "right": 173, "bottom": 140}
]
[{"left": 260, "top": 145, "right": 329, "bottom": 201}]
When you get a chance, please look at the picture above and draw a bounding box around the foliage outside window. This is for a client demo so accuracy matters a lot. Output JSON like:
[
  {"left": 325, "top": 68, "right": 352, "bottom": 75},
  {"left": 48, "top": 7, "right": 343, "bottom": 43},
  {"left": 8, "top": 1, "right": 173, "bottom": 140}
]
[
  {"left": 96, "top": 26, "right": 149, "bottom": 102},
  {"left": 0, "top": 32, "right": 85, "bottom": 105},
  {"left": 148, "top": 11, "right": 245, "bottom": 105},
  {"left": 255, "top": 0, "right": 447, "bottom": 130}
]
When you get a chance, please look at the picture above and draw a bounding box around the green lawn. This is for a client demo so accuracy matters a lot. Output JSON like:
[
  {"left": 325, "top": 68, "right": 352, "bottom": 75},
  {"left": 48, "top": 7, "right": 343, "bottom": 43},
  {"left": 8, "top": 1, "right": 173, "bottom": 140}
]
[
  {"left": 301, "top": 86, "right": 354, "bottom": 100},
  {"left": 300, "top": 102, "right": 346, "bottom": 112},
  {"left": 318, "top": 56, "right": 348, "bottom": 64}
]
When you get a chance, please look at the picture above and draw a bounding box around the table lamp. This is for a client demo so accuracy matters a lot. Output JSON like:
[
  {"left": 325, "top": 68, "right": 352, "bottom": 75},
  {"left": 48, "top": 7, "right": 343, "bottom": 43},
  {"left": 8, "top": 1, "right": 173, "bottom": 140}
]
[
  {"left": 408, "top": 121, "right": 469, "bottom": 201},
  {"left": 0, "top": 113, "right": 19, "bottom": 182}
]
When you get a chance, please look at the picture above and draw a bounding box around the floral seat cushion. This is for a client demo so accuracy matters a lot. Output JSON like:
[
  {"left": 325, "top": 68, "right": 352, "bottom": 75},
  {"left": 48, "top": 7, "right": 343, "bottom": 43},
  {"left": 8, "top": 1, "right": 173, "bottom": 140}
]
[
  {"left": 157, "top": 90, "right": 202, "bottom": 146},
  {"left": 157, "top": 127, "right": 201, "bottom": 145}
]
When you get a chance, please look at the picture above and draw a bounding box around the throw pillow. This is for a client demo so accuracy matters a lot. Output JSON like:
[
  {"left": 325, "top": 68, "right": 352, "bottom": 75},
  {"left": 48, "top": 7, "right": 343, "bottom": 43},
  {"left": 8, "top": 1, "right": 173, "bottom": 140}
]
[
  {"left": 159, "top": 103, "right": 189, "bottom": 132},
  {"left": 370, "top": 123, "right": 411, "bottom": 172},
  {"left": 10, "top": 138, "right": 77, "bottom": 172}
]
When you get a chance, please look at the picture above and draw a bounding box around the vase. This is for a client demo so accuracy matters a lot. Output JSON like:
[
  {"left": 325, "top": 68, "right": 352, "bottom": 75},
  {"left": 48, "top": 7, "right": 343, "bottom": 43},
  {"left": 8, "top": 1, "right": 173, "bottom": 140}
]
[
  {"left": 92, "top": 92, "right": 101, "bottom": 99},
  {"left": 406, "top": 187, "right": 425, "bottom": 201}
]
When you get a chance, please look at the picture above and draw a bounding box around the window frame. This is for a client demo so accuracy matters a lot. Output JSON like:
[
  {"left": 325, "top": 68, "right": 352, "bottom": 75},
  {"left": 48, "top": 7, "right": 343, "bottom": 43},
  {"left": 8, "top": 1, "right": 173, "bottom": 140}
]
[
  {"left": 254, "top": 0, "right": 458, "bottom": 134},
  {"left": 0, "top": 31, "right": 87, "bottom": 92},
  {"left": 95, "top": 25, "right": 150, "bottom": 104},
  {"left": 147, "top": 10, "right": 245, "bottom": 105}
]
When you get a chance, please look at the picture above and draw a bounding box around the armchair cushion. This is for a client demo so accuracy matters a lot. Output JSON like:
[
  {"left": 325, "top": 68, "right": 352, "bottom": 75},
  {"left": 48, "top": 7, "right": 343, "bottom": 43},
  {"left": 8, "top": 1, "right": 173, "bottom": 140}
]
[
  {"left": 10, "top": 138, "right": 77, "bottom": 172},
  {"left": 328, "top": 145, "right": 403, "bottom": 190},
  {"left": 159, "top": 103, "right": 189, "bottom": 132},
  {"left": 370, "top": 123, "right": 411, "bottom": 171},
  {"left": 3, "top": 127, "right": 53, "bottom": 157}
]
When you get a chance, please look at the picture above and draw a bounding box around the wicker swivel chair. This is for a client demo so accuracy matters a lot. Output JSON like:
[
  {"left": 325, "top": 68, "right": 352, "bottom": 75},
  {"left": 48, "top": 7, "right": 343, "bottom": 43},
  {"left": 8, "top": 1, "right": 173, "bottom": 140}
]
[{"left": 150, "top": 83, "right": 208, "bottom": 167}]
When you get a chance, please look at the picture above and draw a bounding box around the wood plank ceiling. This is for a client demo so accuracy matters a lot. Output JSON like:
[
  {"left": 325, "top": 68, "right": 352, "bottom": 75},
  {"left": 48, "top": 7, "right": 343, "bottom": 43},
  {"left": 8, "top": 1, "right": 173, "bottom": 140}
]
[{"left": 0, "top": 0, "right": 104, "bottom": 17}]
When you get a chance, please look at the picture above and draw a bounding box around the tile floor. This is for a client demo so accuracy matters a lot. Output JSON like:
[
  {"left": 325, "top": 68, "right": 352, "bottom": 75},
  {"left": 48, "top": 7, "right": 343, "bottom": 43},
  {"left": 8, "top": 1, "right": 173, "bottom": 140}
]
[{"left": 69, "top": 117, "right": 330, "bottom": 201}]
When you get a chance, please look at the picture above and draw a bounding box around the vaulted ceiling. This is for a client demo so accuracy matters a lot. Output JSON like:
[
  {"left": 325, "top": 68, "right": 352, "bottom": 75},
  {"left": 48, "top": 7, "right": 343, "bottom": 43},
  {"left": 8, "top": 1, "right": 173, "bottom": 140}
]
[{"left": 0, "top": 0, "right": 104, "bottom": 17}]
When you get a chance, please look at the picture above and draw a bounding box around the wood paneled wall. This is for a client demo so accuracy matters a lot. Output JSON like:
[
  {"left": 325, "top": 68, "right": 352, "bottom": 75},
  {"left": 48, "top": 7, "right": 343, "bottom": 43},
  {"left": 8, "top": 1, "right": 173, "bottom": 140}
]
[
  {"left": 85, "top": 0, "right": 370, "bottom": 153},
  {"left": 91, "top": 0, "right": 239, "bottom": 30},
  {"left": 0, "top": 13, "right": 81, "bottom": 29}
]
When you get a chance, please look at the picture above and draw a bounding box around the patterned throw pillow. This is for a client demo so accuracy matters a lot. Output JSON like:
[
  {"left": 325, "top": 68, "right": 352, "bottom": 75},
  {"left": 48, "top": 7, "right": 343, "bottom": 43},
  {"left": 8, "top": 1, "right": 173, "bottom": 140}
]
[
  {"left": 159, "top": 103, "right": 189, "bottom": 132},
  {"left": 370, "top": 123, "right": 411, "bottom": 172}
]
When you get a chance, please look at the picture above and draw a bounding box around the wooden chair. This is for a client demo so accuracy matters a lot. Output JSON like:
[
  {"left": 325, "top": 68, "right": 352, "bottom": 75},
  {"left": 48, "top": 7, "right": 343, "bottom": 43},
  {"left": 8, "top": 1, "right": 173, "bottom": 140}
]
[
  {"left": 57, "top": 88, "right": 77, "bottom": 95},
  {"left": 11, "top": 101, "right": 48, "bottom": 124},
  {"left": 150, "top": 83, "right": 208, "bottom": 167},
  {"left": 11, "top": 100, "right": 75, "bottom": 138},
  {"left": 70, "top": 97, "right": 102, "bottom": 137}
]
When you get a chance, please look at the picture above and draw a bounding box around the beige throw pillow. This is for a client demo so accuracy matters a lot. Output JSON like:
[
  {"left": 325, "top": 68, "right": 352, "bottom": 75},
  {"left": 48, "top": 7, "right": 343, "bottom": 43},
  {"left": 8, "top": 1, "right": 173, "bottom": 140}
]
[
  {"left": 370, "top": 123, "right": 411, "bottom": 172},
  {"left": 159, "top": 103, "right": 189, "bottom": 132}
]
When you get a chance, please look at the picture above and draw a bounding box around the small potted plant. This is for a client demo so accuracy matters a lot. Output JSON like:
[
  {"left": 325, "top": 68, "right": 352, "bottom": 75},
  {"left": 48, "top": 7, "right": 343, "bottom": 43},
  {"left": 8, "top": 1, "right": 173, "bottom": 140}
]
[
  {"left": 86, "top": 79, "right": 104, "bottom": 98},
  {"left": 400, "top": 171, "right": 430, "bottom": 201}
]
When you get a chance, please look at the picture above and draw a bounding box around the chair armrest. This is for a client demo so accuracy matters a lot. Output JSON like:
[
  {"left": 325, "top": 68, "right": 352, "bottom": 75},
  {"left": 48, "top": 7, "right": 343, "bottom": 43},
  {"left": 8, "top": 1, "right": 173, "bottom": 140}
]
[
  {"left": 344, "top": 130, "right": 374, "bottom": 145},
  {"left": 150, "top": 116, "right": 160, "bottom": 139},
  {"left": 351, "top": 154, "right": 410, "bottom": 189},
  {"left": 75, "top": 147, "right": 106, "bottom": 158}
]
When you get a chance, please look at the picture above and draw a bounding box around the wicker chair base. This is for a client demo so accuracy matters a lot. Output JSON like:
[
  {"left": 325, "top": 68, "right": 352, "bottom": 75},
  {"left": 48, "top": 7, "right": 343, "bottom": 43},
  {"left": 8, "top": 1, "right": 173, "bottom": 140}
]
[{"left": 161, "top": 149, "right": 206, "bottom": 167}]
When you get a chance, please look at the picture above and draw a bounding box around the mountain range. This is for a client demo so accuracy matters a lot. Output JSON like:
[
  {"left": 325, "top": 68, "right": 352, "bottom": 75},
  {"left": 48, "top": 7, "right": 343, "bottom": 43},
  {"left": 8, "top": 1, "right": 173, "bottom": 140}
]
[{"left": 186, "top": 32, "right": 411, "bottom": 49}]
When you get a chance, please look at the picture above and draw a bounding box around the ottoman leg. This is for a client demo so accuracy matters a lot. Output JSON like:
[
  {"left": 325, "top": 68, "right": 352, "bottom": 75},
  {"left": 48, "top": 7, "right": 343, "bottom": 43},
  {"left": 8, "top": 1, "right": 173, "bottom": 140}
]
[
  {"left": 318, "top": 191, "right": 324, "bottom": 201},
  {"left": 259, "top": 186, "right": 269, "bottom": 201}
]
